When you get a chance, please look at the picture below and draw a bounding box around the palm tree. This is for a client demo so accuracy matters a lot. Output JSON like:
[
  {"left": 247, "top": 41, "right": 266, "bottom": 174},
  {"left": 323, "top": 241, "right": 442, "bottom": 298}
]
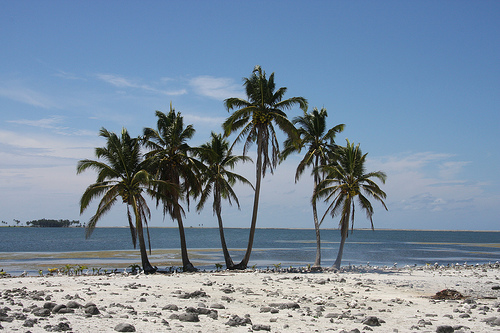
[
  {"left": 315, "top": 139, "right": 388, "bottom": 269},
  {"left": 143, "top": 103, "right": 201, "bottom": 272},
  {"left": 282, "top": 107, "right": 345, "bottom": 268},
  {"left": 195, "top": 132, "right": 253, "bottom": 269},
  {"left": 77, "top": 128, "right": 176, "bottom": 274},
  {"left": 223, "top": 65, "right": 308, "bottom": 269}
]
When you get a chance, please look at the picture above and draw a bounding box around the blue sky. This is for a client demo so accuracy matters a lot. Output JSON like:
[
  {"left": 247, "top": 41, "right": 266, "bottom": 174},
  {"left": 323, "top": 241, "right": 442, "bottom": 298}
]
[{"left": 1, "top": 1, "right": 498, "bottom": 230}]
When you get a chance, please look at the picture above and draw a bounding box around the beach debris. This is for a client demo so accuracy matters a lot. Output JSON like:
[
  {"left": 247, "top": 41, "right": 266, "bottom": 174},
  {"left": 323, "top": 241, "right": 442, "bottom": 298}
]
[
  {"left": 114, "top": 323, "right": 136, "bottom": 332},
  {"left": 177, "top": 290, "right": 208, "bottom": 299},
  {"left": 431, "top": 289, "right": 465, "bottom": 300}
]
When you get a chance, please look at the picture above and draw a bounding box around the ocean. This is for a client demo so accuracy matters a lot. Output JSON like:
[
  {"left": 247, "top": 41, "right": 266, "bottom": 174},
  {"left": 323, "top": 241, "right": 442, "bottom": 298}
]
[{"left": 0, "top": 227, "right": 499, "bottom": 275}]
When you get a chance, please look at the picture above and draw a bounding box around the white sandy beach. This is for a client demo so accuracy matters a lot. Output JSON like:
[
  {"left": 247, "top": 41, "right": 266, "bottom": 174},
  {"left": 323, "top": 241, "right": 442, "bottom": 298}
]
[{"left": 1, "top": 265, "right": 499, "bottom": 332}]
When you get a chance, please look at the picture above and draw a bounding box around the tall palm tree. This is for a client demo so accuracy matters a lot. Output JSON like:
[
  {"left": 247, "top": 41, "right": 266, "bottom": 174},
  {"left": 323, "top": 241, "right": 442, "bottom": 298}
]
[
  {"left": 315, "top": 139, "right": 388, "bottom": 269},
  {"left": 77, "top": 128, "right": 176, "bottom": 274},
  {"left": 223, "top": 65, "right": 308, "bottom": 269},
  {"left": 143, "top": 103, "right": 201, "bottom": 272},
  {"left": 282, "top": 107, "right": 345, "bottom": 268},
  {"left": 195, "top": 132, "right": 253, "bottom": 269}
]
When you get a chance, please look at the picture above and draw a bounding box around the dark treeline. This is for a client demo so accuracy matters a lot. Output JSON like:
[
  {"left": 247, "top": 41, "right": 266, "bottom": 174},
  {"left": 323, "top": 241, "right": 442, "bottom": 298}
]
[{"left": 26, "top": 219, "right": 82, "bottom": 228}]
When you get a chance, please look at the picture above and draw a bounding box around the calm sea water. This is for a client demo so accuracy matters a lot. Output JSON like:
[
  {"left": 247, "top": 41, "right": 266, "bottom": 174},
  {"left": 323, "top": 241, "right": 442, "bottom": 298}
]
[{"left": 0, "top": 228, "right": 499, "bottom": 274}]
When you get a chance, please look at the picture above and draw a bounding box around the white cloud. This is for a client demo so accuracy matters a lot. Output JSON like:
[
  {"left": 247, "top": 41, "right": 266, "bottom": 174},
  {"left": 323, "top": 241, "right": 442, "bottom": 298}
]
[
  {"left": 0, "top": 85, "right": 57, "bottom": 109},
  {"left": 8, "top": 115, "right": 67, "bottom": 130},
  {"left": 0, "top": 130, "right": 97, "bottom": 161},
  {"left": 367, "top": 152, "right": 481, "bottom": 214},
  {"left": 183, "top": 114, "right": 227, "bottom": 127},
  {"left": 96, "top": 74, "right": 187, "bottom": 96},
  {"left": 189, "top": 76, "right": 244, "bottom": 100},
  {"left": 439, "top": 161, "right": 471, "bottom": 180}
]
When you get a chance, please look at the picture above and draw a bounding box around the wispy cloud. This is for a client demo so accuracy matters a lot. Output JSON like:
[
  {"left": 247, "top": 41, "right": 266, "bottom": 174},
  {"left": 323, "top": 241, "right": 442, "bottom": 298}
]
[
  {"left": 54, "top": 70, "right": 85, "bottom": 81},
  {"left": 96, "top": 74, "right": 186, "bottom": 96},
  {"left": 190, "top": 76, "right": 244, "bottom": 100},
  {"left": 183, "top": 114, "right": 227, "bottom": 126},
  {"left": 0, "top": 130, "right": 96, "bottom": 161},
  {"left": 0, "top": 85, "right": 58, "bottom": 109},
  {"left": 7, "top": 116, "right": 95, "bottom": 137},
  {"left": 8, "top": 115, "right": 66, "bottom": 130},
  {"left": 368, "top": 152, "right": 480, "bottom": 213}
]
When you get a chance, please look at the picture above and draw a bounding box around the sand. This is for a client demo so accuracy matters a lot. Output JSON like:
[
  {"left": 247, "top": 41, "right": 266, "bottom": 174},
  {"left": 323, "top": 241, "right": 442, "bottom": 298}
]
[{"left": 0, "top": 264, "right": 499, "bottom": 332}]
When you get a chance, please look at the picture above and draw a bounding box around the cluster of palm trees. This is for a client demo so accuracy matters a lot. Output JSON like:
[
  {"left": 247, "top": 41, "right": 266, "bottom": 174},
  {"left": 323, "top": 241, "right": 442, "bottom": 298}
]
[{"left": 78, "top": 65, "right": 387, "bottom": 273}]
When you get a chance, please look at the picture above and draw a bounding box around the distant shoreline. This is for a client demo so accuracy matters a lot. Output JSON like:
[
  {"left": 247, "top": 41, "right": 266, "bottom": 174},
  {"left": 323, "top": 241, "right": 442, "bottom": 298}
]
[
  {"left": 2, "top": 225, "right": 498, "bottom": 232},
  {"left": 72, "top": 226, "right": 500, "bottom": 232}
]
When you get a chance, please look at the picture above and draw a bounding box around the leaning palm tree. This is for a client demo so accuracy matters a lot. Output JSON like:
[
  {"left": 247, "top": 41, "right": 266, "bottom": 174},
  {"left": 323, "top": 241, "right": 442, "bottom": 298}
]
[
  {"left": 77, "top": 128, "right": 177, "bottom": 274},
  {"left": 282, "top": 107, "right": 345, "bottom": 268},
  {"left": 194, "top": 132, "right": 253, "bottom": 269},
  {"left": 143, "top": 104, "right": 201, "bottom": 272},
  {"left": 223, "top": 65, "right": 308, "bottom": 269},
  {"left": 315, "top": 139, "right": 388, "bottom": 269}
]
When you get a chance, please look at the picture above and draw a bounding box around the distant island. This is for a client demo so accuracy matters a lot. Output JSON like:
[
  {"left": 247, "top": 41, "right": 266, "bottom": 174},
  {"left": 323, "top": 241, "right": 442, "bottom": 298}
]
[{"left": 26, "top": 219, "right": 83, "bottom": 228}]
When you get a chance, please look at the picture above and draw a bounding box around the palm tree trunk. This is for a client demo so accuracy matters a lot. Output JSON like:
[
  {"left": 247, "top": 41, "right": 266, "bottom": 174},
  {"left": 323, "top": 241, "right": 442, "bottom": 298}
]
[
  {"left": 234, "top": 137, "right": 263, "bottom": 270},
  {"left": 312, "top": 166, "right": 321, "bottom": 269},
  {"left": 312, "top": 200, "right": 322, "bottom": 269},
  {"left": 175, "top": 211, "right": 197, "bottom": 272},
  {"left": 132, "top": 200, "right": 155, "bottom": 274},
  {"left": 333, "top": 203, "right": 351, "bottom": 270},
  {"left": 214, "top": 184, "right": 235, "bottom": 268},
  {"left": 216, "top": 203, "right": 235, "bottom": 269}
]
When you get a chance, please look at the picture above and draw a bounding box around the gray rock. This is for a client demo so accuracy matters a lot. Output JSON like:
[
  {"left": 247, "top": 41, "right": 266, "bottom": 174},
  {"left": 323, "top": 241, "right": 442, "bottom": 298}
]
[
  {"left": 178, "top": 313, "right": 199, "bottom": 322},
  {"left": 52, "top": 304, "right": 67, "bottom": 313},
  {"left": 162, "top": 304, "right": 178, "bottom": 311},
  {"left": 23, "top": 318, "right": 37, "bottom": 327},
  {"left": 32, "top": 307, "right": 51, "bottom": 317},
  {"left": 114, "top": 323, "right": 136, "bottom": 332},
  {"left": 84, "top": 305, "right": 100, "bottom": 315},
  {"left": 48, "top": 322, "right": 71, "bottom": 332},
  {"left": 492, "top": 285, "right": 500, "bottom": 290},
  {"left": 436, "top": 325, "right": 454, "bottom": 333},
  {"left": 481, "top": 316, "right": 498, "bottom": 324},
  {"left": 43, "top": 302, "right": 57, "bottom": 310},
  {"left": 58, "top": 307, "right": 74, "bottom": 314},
  {"left": 252, "top": 324, "right": 271, "bottom": 331},
  {"left": 66, "top": 301, "right": 82, "bottom": 308},
  {"left": 226, "top": 314, "right": 252, "bottom": 326},
  {"left": 196, "top": 308, "right": 213, "bottom": 315},
  {"left": 362, "top": 316, "right": 382, "bottom": 326},
  {"left": 268, "top": 302, "right": 300, "bottom": 310},
  {"left": 207, "top": 310, "right": 218, "bottom": 320},
  {"left": 210, "top": 303, "right": 225, "bottom": 309},
  {"left": 178, "top": 290, "right": 207, "bottom": 299},
  {"left": 0, "top": 316, "right": 13, "bottom": 322}
]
